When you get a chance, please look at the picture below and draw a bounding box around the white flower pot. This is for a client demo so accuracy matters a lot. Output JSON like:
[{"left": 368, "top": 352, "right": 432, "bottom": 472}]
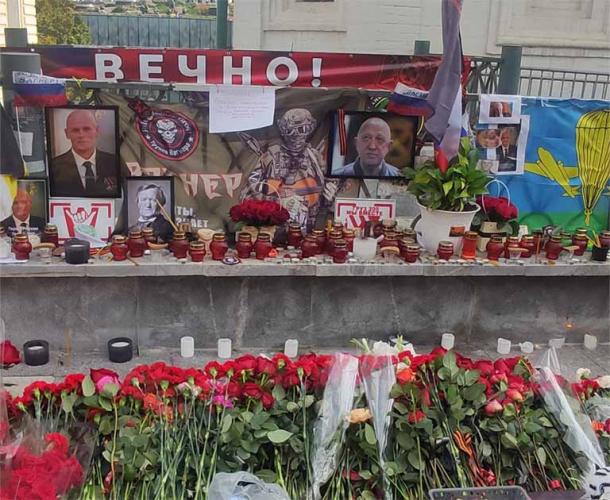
[{"left": 414, "top": 201, "right": 480, "bottom": 254}]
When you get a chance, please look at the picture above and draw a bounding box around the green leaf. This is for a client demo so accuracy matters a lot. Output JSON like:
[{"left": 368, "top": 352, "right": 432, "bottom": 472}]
[
  {"left": 61, "top": 392, "right": 77, "bottom": 414},
  {"left": 442, "top": 181, "right": 454, "bottom": 195},
  {"left": 464, "top": 369, "right": 480, "bottom": 386},
  {"left": 99, "top": 397, "right": 113, "bottom": 412},
  {"left": 536, "top": 447, "right": 547, "bottom": 466},
  {"left": 99, "top": 418, "right": 114, "bottom": 435},
  {"left": 359, "top": 470, "right": 373, "bottom": 480},
  {"left": 364, "top": 423, "right": 376, "bottom": 445},
  {"left": 396, "top": 432, "right": 415, "bottom": 450},
  {"left": 82, "top": 376, "right": 95, "bottom": 397},
  {"left": 267, "top": 429, "right": 293, "bottom": 444},
  {"left": 101, "top": 383, "right": 119, "bottom": 399},
  {"left": 271, "top": 384, "right": 285, "bottom": 401},
  {"left": 462, "top": 383, "right": 486, "bottom": 402},
  {"left": 286, "top": 401, "right": 299, "bottom": 412},
  {"left": 407, "top": 450, "right": 422, "bottom": 470},
  {"left": 501, "top": 432, "right": 519, "bottom": 449},
  {"left": 361, "top": 491, "right": 377, "bottom": 500},
  {"left": 221, "top": 414, "right": 233, "bottom": 434}
]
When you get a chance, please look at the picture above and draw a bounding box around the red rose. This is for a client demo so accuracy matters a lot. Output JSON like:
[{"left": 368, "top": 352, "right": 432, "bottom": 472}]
[
  {"left": 242, "top": 382, "right": 263, "bottom": 399},
  {"left": 261, "top": 391, "right": 275, "bottom": 409},
  {"left": 408, "top": 410, "right": 426, "bottom": 424},
  {"left": 0, "top": 340, "right": 21, "bottom": 368},
  {"left": 549, "top": 479, "right": 562, "bottom": 490},
  {"left": 474, "top": 360, "right": 494, "bottom": 376},
  {"left": 90, "top": 368, "right": 120, "bottom": 393},
  {"left": 484, "top": 399, "right": 503, "bottom": 416},
  {"left": 396, "top": 367, "right": 415, "bottom": 385},
  {"left": 604, "top": 418, "right": 610, "bottom": 434},
  {"left": 490, "top": 372, "right": 508, "bottom": 385},
  {"left": 58, "top": 373, "right": 85, "bottom": 394},
  {"left": 281, "top": 369, "right": 301, "bottom": 389},
  {"left": 272, "top": 353, "right": 292, "bottom": 371},
  {"left": 506, "top": 388, "right": 524, "bottom": 403}
]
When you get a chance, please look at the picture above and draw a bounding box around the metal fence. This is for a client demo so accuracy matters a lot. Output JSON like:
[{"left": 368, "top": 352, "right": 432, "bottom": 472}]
[
  {"left": 79, "top": 14, "right": 232, "bottom": 48},
  {"left": 467, "top": 56, "right": 502, "bottom": 95},
  {"left": 519, "top": 67, "right": 610, "bottom": 100}
]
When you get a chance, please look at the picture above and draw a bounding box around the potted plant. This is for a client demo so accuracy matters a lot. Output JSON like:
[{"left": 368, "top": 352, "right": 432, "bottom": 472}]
[
  {"left": 229, "top": 199, "right": 290, "bottom": 241},
  {"left": 403, "top": 138, "right": 491, "bottom": 253},
  {"left": 472, "top": 194, "right": 520, "bottom": 252}
]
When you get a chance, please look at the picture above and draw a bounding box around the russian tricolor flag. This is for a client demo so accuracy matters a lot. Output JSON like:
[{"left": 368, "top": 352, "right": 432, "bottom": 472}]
[
  {"left": 12, "top": 71, "right": 68, "bottom": 107},
  {"left": 387, "top": 82, "right": 433, "bottom": 117}
]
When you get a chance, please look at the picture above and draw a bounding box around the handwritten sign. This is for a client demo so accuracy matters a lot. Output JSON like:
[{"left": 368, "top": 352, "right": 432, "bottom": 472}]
[{"left": 209, "top": 85, "right": 276, "bottom": 133}]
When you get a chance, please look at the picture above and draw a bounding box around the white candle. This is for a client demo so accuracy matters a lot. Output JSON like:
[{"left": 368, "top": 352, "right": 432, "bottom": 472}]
[
  {"left": 520, "top": 342, "right": 534, "bottom": 354},
  {"left": 181, "top": 336, "right": 195, "bottom": 358},
  {"left": 218, "top": 338, "right": 232, "bottom": 359},
  {"left": 284, "top": 339, "right": 299, "bottom": 358},
  {"left": 111, "top": 341, "right": 130, "bottom": 348},
  {"left": 497, "top": 338, "right": 511, "bottom": 355},
  {"left": 28, "top": 345, "right": 44, "bottom": 351},
  {"left": 584, "top": 334, "right": 597, "bottom": 350},
  {"left": 441, "top": 333, "right": 455, "bottom": 350}
]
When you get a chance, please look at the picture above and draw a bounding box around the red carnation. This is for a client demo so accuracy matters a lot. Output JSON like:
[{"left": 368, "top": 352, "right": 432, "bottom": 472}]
[
  {"left": 484, "top": 399, "right": 503, "bottom": 416},
  {"left": 0, "top": 340, "right": 21, "bottom": 368},
  {"left": 408, "top": 410, "right": 426, "bottom": 424},
  {"left": 256, "top": 357, "right": 276, "bottom": 376},
  {"left": 261, "top": 391, "right": 275, "bottom": 409},
  {"left": 242, "top": 382, "right": 263, "bottom": 399}
]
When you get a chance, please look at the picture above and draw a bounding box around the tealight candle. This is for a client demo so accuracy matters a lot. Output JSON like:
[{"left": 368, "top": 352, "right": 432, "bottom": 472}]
[
  {"left": 284, "top": 339, "right": 299, "bottom": 358},
  {"left": 23, "top": 340, "right": 49, "bottom": 366},
  {"left": 181, "top": 336, "right": 195, "bottom": 358},
  {"left": 520, "top": 342, "right": 534, "bottom": 354},
  {"left": 218, "top": 338, "right": 232, "bottom": 359},
  {"left": 108, "top": 337, "right": 133, "bottom": 363}
]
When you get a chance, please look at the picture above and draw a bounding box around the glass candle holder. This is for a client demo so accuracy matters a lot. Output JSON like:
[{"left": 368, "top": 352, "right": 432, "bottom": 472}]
[
  {"left": 301, "top": 235, "right": 319, "bottom": 259},
  {"left": 236, "top": 232, "right": 253, "bottom": 259},
  {"left": 210, "top": 233, "right": 229, "bottom": 261},
  {"left": 461, "top": 231, "right": 478, "bottom": 260},
  {"left": 128, "top": 229, "right": 146, "bottom": 258},
  {"left": 437, "top": 241, "right": 454, "bottom": 260},
  {"left": 41, "top": 225, "right": 59, "bottom": 247},
  {"left": 171, "top": 231, "right": 189, "bottom": 259},
  {"left": 110, "top": 235, "right": 129, "bottom": 261},
  {"left": 12, "top": 233, "right": 32, "bottom": 260},
  {"left": 287, "top": 223, "right": 303, "bottom": 248},
  {"left": 486, "top": 235, "right": 504, "bottom": 261},
  {"left": 312, "top": 229, "right": 326, "bottom": 254},
  {"left": 545, "top": 235, "right": 563, "bottom": 260},
  {"left": 189, "top": 241, "right": 206, "bottom": 262},
  {"left": 254, "top": 232, "right": 273, "bottom": 260},
  {"left": 332, "top": 240, "right": 348, "bottom": 263},
  {"left": 519, "top": 235, "right": 535, "bottom": 258}
]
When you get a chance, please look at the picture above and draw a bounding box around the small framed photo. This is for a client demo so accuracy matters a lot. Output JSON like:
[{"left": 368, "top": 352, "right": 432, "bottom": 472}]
[
  {"left": 45, "top": 105, "right": 121, "bottom": 198},
  {"left": 0, "top": 178, "right": 48, "bottom": 232},
  {"left": 124, "top": 176, "right": 175, "bottom": 241},
  {"left": 327, "top": 111, "right": 417, "bottom": 179},
  {"left": 479, "top": 94, "right": 522, "bottom": 124}
]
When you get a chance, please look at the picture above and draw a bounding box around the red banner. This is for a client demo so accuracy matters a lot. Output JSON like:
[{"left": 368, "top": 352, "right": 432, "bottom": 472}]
[{"left": 9, "top": 46, "right": 469, "bottom": 91}]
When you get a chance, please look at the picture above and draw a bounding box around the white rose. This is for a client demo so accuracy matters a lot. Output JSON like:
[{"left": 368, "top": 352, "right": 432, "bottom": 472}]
[
  {"left": 576, "top": 368, "right": 592, "bottom": 380},
  {"left": 596, "top": 375, "right": 610, "bottom": 389}
]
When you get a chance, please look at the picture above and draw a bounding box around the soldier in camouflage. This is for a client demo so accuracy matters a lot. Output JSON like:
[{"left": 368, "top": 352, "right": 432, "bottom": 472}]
[{"left": 240, "top": 108, "right": 340, "bottom": 231}]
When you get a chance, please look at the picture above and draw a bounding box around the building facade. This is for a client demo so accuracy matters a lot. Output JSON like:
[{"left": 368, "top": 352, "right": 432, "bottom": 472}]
[
  {"left": 0, "top": 0, "right": 37, "bottom": 45},
  {"left": 233, "top": 0, "right": 610, "bottom": 73}
]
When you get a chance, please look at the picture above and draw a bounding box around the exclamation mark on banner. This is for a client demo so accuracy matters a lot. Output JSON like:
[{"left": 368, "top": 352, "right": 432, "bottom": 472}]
[{"left": 311, "top": 58, "right": 322, "bottom": 87}]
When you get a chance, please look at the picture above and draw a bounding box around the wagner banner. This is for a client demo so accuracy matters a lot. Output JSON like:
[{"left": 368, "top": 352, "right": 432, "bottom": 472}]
[
  {"left": 103, "top": 88, "right": 367, "bottom": 233},
  {"left": 7, "top": 47, "right": 469, "bottom": 91}
]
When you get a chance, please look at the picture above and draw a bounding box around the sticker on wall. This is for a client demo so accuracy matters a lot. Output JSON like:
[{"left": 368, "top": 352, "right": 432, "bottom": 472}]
[
  {"left": 334, "top": 198, "right": 396, "bottom": 229},
  {"left": 49, "top": 198, "right": 115, "bottom": 247}
]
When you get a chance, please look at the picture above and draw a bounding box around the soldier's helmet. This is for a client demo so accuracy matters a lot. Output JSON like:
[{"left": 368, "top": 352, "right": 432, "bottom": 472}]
[{"left": 277, "top": 108, "right": 317, "bottom": 152}]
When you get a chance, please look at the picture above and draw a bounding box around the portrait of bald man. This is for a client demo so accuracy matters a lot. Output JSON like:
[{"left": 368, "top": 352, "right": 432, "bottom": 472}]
[
  {"left": 0, "top": 189, "right": 46, "bottom": 232},
  {"left": 47, "top": 107, "right": 120, "bottom": 197},
  {"left": 333, "top": 116, "right": 402, "bottom": 178}
]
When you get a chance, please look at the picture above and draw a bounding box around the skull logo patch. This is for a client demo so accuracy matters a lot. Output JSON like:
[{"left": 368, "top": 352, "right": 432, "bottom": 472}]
[{"left": 135, "top": 109, "right": 199, "bottom": 161}]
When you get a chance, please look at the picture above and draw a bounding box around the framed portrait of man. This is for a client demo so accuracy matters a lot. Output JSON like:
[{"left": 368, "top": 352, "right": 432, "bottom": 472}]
[
  {"left": 1, "top": 178, "right": 48, "bottom": 233},
  {"left": 124, "top": 177, "right": 175, "bottom": 243},
  {"left": 45, "top": 105, "right": 121, "bottom": 198},
  {"left": 327, "top": 111, "right": 418, "bottom": 179}
]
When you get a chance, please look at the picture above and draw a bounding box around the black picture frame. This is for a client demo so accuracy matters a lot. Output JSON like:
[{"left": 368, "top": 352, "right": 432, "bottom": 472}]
[
  {"left": 0, "top": 178, "right": 49, "bottom": 233},
  {"left": 124, "top": 176, "right": 175, "bottom": 234},
  {"left": 326, "top": 110, "right": 418, "bottom": 180},
  {"left": 45, "top": 105, "right": 121, "bottom": 198}
]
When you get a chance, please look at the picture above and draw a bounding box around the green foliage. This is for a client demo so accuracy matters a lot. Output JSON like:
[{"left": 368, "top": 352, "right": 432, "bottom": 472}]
[
  {"left": 404, "top": 137, "right": 491, "bottom": 212},
  {"left": 36, "top": 0, "right": 91, "bottom": 45}
]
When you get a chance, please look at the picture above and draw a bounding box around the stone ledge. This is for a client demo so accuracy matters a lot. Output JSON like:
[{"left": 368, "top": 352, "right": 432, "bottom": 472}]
[{"left": 1, "top": 258, "right": 609, "bottom": 278}]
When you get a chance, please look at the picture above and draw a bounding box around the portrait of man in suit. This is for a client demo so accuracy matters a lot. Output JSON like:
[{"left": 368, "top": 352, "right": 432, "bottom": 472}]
[
  {"left": 496, "top": 127, "right": 518, "bottom": 173},
  {"left": 0, "top": 189, "right": 46, "bottom": 233},
  {"left": 126, "top": 178, "right": 174, "bottom": 243},
  {"left": 47, "top": 107, "right": 120, "bottom": 198}
]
